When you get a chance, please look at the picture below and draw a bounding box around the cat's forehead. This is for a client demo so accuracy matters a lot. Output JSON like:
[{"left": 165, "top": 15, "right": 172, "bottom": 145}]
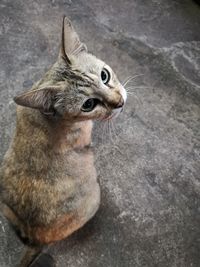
[{"left": 71, "top": 52, "right": 108, "bottom": 74}]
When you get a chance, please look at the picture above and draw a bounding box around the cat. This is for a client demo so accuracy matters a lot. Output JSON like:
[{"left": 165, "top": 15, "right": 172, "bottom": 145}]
[{"left": 0, "top": 16, "right": 127, "bottom": 267}]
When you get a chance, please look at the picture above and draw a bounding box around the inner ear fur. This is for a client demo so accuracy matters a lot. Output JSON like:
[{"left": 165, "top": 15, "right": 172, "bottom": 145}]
[
  {"left": 59, "top": 16, "right": 87, "bottom": 62},
  {"left": 14, "top": 87, "right": 64, "bottom": 114}
]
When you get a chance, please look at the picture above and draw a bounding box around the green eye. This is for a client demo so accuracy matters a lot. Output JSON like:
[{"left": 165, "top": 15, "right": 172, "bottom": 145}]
[
  {"left": 81, "top": 98, "right": 99, "bottom": 112},
  {"left": 101, "top": 68, "right": 110, "bottom": 84}
]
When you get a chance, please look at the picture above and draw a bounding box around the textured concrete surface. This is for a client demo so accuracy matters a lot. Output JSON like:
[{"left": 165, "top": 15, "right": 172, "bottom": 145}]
[{"left": 0, "top": 0, "right": 200, "bottom": 266}]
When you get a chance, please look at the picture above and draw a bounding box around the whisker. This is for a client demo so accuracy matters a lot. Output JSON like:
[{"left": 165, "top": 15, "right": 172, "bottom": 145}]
[
  {"left": 111, "top": 120, "right": 117, "bottom": 144},
  {"left": 107, "top": 121, "right": 111, "bottom": 143},
  {"left": 101, "top": 121, "right": 107, "bottom": 143},
  {"left": 125, "top": 86, "right": 153, "bottom": 91},
  {"left": 124, "top": 86, "right": 143, "bottom": 108},
  {"left": 122, "top": 74, "right": 144, "bottom": 88},
  {"left": 122, "top": 75, "right": 132, "bottom": 87},
  {"left": 110, "top": 119, "right": 119, "bottom": 143},
  {"left": 108, "top": 121, "right": 114, "bottom": 144},
  {"left": 128, "top": 93, "right": 142, "bottom": 108},
  {"left": 105, "top": 121, "right": 109, "bottom": 143}
]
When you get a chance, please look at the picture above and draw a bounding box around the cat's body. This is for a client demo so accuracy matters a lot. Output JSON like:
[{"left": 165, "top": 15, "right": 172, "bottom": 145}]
[
  {"left": 1, "top": 106, "right": 100, "bottom": 244},
  {"left": 0, "top": 16, "right": 126, "bottom": 266}
]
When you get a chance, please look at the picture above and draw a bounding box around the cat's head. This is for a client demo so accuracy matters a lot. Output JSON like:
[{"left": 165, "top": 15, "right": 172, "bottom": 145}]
[{"left": 14, "top": 16, "right": 127, "bottom": 122}]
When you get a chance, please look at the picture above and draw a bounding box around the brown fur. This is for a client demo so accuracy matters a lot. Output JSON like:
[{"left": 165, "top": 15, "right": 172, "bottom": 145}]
[
  {"left": 0, "top": 16, "right": 126, "bottom": 266},
  {"left": 1, "top": 106, "right": 100, "bottom": 240}
]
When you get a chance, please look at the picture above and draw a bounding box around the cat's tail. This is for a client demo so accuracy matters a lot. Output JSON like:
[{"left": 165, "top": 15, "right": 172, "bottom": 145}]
[
  {"left": 0, "top": 202, "right": 55, "bottom": 267},
  {"left": 30, "top": 253, "right": 55, "bottom": 267},
  {"left": 19, "top": 246, "right": 55, "bottom": 267}
]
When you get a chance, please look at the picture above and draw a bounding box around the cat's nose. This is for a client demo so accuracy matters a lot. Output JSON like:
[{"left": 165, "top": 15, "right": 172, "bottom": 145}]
[{"left": 115, "top": 97, "right": 124, "bottom": 109}]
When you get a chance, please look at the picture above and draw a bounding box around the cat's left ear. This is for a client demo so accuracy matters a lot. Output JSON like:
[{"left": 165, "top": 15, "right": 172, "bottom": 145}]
[
  {"left": 59, "top": 16, "right": 87, "bottom": 62},
  {"left": 13, "top": 87, "right": 65, "bottom": 115}
]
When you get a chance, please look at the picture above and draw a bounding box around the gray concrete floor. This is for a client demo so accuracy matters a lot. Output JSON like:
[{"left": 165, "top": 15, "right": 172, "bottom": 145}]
[{"left": 0, "top": 0, "right": 200, "bottom": 266}]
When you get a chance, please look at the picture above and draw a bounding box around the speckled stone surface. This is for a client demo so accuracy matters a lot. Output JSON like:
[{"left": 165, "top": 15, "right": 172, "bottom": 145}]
[{"left": 0, "top": 0, "right": 200, "bottom": 266}]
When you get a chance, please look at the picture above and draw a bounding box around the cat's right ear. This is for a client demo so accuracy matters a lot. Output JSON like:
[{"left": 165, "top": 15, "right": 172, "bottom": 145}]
[
  {"left": 59, "top": 16, "right": 87, "bottom": 63},
  {"left": 14, "top": 87, "right": 65, "bottom": 115}
]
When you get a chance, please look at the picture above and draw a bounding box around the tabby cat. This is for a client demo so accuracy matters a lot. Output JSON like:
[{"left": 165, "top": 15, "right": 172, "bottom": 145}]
[{"left": 0, "top": 16, "right": 127, "bottom": 267}]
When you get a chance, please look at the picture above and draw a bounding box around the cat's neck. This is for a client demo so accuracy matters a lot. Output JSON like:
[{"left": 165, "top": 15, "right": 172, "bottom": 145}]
[
  {"left": 50, "top": 119, "right": 93, "bottom": 153},
  {"left": 15, "top": 106, "right": 93, "bottom": 154}
]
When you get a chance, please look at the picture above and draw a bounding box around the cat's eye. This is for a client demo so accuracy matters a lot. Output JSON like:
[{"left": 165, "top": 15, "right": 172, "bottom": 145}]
[
  {"left": 101, "top": 68, "right": 110, "bottom": 85},
  {"left": 81, "top": 98, "right": 99, "bottom": 112}
]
